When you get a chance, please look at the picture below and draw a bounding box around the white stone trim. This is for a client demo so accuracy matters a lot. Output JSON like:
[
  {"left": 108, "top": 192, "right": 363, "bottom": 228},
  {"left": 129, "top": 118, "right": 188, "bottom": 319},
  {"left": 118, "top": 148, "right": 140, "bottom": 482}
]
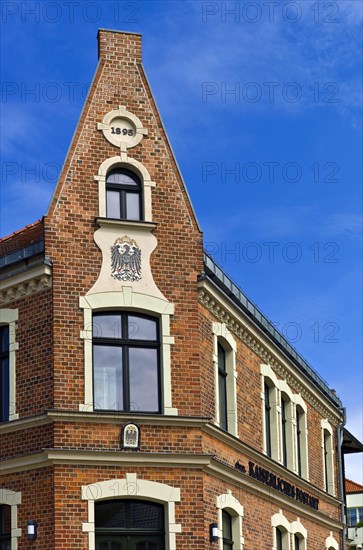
[
  {"left": 0, "top": 488, "right": 22, "bottom": 549},
  {"left": 325, "top": 531, "right": 339, "bottom": 549},
  {"left": 79, "top": 290, "right": 177, "bottom": 415},
  {"left": 95, "top": 154, "right": 156, "bottom": 220},
  {"left": 97, "top": 105, "right": 148, "bottom": 150},
  {"left": 216, "top": 491, "right": 244, "bottom": 549},
  {"left": 212, "top": 323, "right": 238, "bottom": 437},
  {"left": 0, "top": 309, "right": 19, "bottom": 420},
  {"left": 321, "top": 419, "right": 335, "bottom": 495},
  {"left": 272, "top": 510, "right": 291, "bottom": 550},
  {"left": 291, "top": 519, "right": 307, "bottom": 550},
  {"left": 261, "top": 364, "right": 309, "bottom": 479},
  {"left": 82, "top": 473, "right": 181, "bottom": 550},
  {"left": 261, "top": 365, "right": 280, "bottom": 461}
]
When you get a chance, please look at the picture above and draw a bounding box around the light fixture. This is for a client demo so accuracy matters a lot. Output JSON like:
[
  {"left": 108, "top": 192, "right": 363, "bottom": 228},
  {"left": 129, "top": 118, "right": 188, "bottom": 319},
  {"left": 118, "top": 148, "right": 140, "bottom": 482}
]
[
  {"left": 27, "top": 520, "right": 37, "bottom": 540},
  {"left": 210, "top": 522, "right": 218, "bottom": 542}
]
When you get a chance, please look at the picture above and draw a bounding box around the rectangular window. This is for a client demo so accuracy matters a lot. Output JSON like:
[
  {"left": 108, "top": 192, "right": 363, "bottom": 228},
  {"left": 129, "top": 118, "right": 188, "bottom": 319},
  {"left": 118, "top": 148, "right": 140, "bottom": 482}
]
[
  {"left": 0, "top": 326, "right": 10, "bottom": 422},
  {"left": 347, "top": 508, "right": 357, "bottom": 527},
  {"left": 359, "top": 507, "right": 363, "bottom": 523},
  {"left": 92, "top": 313, "right": 160, "bottom": 413}
]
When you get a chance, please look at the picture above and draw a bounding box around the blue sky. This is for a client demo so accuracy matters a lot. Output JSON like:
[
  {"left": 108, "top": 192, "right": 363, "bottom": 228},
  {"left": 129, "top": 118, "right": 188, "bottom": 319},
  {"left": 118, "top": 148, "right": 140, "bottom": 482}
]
[{"left": 1, "top": 1, "right": 362, "bottom": 481}]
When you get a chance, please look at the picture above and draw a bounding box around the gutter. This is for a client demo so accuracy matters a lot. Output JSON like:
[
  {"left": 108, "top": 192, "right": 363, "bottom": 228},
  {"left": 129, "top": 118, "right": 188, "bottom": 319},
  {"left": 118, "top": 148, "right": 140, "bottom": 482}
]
[{"left": 338, "top": 407, "right": 347, "bottom": 550}]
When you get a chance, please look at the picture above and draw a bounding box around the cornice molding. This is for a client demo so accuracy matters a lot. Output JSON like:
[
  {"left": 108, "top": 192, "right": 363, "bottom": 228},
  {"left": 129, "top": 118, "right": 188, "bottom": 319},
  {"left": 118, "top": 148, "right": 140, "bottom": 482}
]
[
  {"left": 207, "top": 459, "right": 342, "bottom": 531},
  {"left": 0, "top": 412, "right": 339, "bottom": 508},
  {"left": 0, "top": 449, "right": 212, "bottom": 475},
  {"left": 198, "top": 283, "right": 341, "bottom": 425},
  {"left": 0, "top": 411, "right": 210, "bottom": 433},
  {"left": 0, "top": 448, "right": 341, "bottom": 531},
  {"left": 202, "top": 423, "right": 340, "bottom": 508},
  {"left": 0, "top": 265, "right": 52, "bottom": 304}
]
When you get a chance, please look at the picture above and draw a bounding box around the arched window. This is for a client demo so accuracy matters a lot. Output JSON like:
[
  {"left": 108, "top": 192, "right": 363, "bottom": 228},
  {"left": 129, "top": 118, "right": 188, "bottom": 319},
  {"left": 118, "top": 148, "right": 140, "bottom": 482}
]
[
  {"left": 106, "top": 168, "right": 142, "bottom": 221},
  {"left": 216, "top": 493, "right": 244, "bottom": 549},
  {"left": 291, "top": 519, "right": 307, "bottom": 550},
  {"left": 218, "top": 342, "right": 228, "bottom": 431},
  {"left": 0, "top": 489, "right": 21, "bottom": 548},
  {"left": 322, "top": 420, "right": 335, "bottom": 494},
  {"left": 280, "top": 392, "right": 294, "bottom": 470},
  {"left": 281, "top": 395, "right": 288, "bottom": 466},
  {"left": 276, "top": 527, "right": 283, "bottom": 550},
  {"left": 0, "top": 309, "right": 19, "bottom": 422},
  {"left": 212, "top": 323, "right": 237, "bottom": 436},
  {"left": 95, "top": 500, "right": 165, "bottom": 550},
  {"left": 272, "top": 511, "right": 290, "bottom": 550},
  {"left": 263, "top": 377, "right": 279, "bottom": 460},
  {"left": 222, "top": 510, "right": 234, "bottom": 550},
  {"left": 264, "top": 381, "right": 272, "bottom": 457},
  {"left": 93, "top": 312, "right": 160, "bottom": 413}
]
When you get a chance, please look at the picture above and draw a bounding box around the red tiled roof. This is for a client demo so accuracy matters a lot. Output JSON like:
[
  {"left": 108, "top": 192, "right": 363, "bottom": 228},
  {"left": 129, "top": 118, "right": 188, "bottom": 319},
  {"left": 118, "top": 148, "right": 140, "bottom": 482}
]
[
  {"left": 0, "top": 219, "right": 44, "bottom": 256},
  {"left": 346, "top": 478, "right": 363, "bottom": 493}
]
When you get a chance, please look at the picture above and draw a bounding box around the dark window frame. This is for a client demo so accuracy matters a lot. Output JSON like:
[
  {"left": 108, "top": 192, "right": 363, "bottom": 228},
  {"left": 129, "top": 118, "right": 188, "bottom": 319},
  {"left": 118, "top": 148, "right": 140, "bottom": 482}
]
[
  {"left": 0, "top": 325, "right": 10, "bottom": 423},
  {"left": 276, "top": 527, "right": 283, "bottom": 550},
  {"left": 106, "top": 168, "right": 143, "bottom": 221},
  {"left": 0, "top": 504, "right": 11, "bottom": 545},
  {"left": 222, "top": 509, "right": 234, "bottom": 550},
  {"left": 218, "top": 342, "right": 228, "bottom": 432},
  {"left": 95, "top": 499, "right": 165, "bottom": 550},
  {"left": 296, "top": 408, "right": 302, "bottom": 476},
  {"left": 281, "top": 396, "right": 288, "bottom": 467},
  {"left": 92, "top": 312, "right": 161, "bottom": 414},
  {"left": 264, "top": 382, "right": 272, "bottom": 457},
  {"left": 323, "top": 429, "right": 329, "bottom": 492}
]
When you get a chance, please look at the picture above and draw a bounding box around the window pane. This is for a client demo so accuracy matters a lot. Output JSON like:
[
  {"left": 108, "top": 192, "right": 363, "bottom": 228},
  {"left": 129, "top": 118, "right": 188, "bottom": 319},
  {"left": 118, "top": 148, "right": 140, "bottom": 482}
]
[
  {"left": 126, "top": 193, "right": 141, "bottom": 220},
  {"left": 0, "top": 504, "right": 11, "bottom": 536},
  {"left": 128, "top": 316, "right": 157, "bottom": 341},
  {"left": 96, "top": 501, "right": 127, "bottom": 528},
  {"left": 294, "top": 534, "right": 300, "bottom": 550},
  {"left": 219, "top": 372, "right": 228, "bottom": 431},
  {"left": 94, "top": 346, "right": 123, "bottom": 410},
  {"left": 0, "top": 356, "right": 9, "bottom": 422},
  {"left": 0, "top": 326, "right": 9, "bottom": 353},
  {"left": 93, "top": 315, "right": 122, "bottom": 339},
  {"left": 107, "top": 190, "right": 121, "bottom": 218},
  {"left": 129, "top": 348, "right": 159, "bottom": 412},
  {"left": 359, "top": 507, "right": 363, "bottom": 523},
  {"left": 218, "top": 343, "right": 226, "bottom": 373},
  {"left": 222, "top": 510, "right": 232, "bottom": 540},
  {"left": 129, "top": 501, "right": 164, "bottom": 529},
  {"left": 107, "top": 171, "right": 139, "bottom": 186},
  {"left": 347, "top": 508, "right": 357, "bottom": 527},
  {"left": 276, "top": 528, "right": 283, "bottom": 550}
]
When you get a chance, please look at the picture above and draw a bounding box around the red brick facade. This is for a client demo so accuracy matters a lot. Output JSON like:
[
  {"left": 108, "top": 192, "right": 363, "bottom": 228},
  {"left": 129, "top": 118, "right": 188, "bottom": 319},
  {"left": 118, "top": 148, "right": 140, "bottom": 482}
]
[{"left": 0, "top": 30, "right": 346, "bottom": 549}]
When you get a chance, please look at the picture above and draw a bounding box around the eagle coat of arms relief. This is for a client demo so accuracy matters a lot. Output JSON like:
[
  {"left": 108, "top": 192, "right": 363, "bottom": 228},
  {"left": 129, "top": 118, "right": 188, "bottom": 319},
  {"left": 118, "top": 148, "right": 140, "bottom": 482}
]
[{"left": 111, "top": 236, "right": 141, "bottom": 282}]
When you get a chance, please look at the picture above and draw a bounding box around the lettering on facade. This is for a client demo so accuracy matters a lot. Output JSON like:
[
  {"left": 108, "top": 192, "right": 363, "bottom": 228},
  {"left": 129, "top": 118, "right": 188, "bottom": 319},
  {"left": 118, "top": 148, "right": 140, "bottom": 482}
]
[{"left": 234, "top": 460, "right": 319, "bottom": 510}]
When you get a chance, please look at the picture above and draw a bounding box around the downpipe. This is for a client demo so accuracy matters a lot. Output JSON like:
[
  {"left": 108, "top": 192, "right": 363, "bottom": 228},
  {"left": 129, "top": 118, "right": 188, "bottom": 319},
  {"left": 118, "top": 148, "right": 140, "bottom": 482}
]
[{"left": 338, "top": 407, "right": 347, "bottom": 550}]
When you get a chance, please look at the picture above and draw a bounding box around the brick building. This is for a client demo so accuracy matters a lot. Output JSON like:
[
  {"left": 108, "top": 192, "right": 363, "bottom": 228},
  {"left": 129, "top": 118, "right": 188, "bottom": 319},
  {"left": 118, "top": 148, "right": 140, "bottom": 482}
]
[{"left": 0, "top": 29, "right": 362, "bottom": 549}]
